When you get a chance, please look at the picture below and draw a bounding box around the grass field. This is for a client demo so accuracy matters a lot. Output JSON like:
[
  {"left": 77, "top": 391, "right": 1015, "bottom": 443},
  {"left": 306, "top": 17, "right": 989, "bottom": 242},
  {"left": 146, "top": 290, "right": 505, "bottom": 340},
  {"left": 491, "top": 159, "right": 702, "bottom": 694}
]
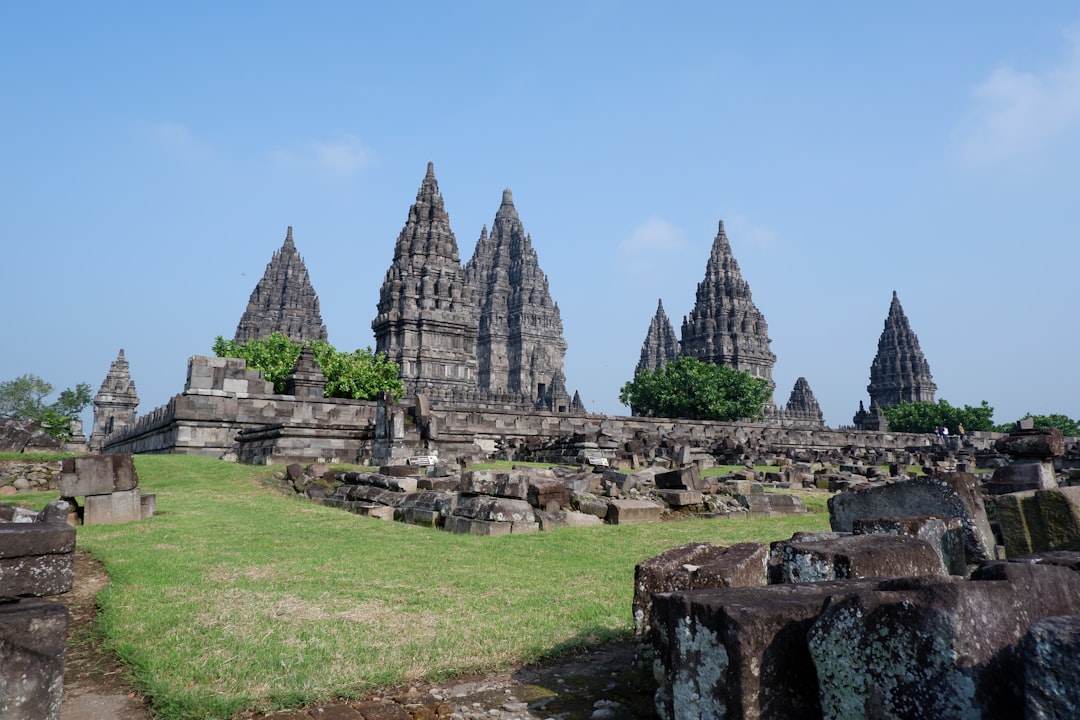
[{"left": 3, "top": 455, "right": 831, "bottom": 719}]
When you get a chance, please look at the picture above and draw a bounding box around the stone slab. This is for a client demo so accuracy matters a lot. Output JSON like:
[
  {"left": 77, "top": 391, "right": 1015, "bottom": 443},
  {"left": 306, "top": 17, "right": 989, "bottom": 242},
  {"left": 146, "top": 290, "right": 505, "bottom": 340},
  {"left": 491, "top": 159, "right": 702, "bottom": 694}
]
[
  {"left": 655, "top": 489, "right": 702, "bottom": 507},
  {"left": 59, "top": 454, "right": 138, "bottom": 497},
  {"left": 84, "top": 489, "right": 142, "bottom": 525},
  {"left": 0, "top": 599, "right": 69, "bottom": 720},
  {"left": 771, "top": 533, "right": 947, "bottom": 583},
  {"left": 606, "top": 499, "right": 662, "bottom": 525},
  {"left": 0, "top": 524, "right": 75, "bottom": 559},
  {"left": 443, "top": 516, "right": 512, "bottom": 536}
]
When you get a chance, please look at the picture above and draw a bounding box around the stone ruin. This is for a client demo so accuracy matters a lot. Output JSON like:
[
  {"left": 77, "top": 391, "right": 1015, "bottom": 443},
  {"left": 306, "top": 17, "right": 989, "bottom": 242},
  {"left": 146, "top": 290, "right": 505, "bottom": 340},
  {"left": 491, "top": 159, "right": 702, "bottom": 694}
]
[
  {"left": 0, "top": 499, "right": 75, "bottom": 719},
  {"left": 636, "top": 423, "right": 1080, "bottom": 719},
  {"left": 59, "top": 454, "right": 155, "bottom": 525},
  {"left": 88, "top": 348, "right": 139, "bottom": 452}
]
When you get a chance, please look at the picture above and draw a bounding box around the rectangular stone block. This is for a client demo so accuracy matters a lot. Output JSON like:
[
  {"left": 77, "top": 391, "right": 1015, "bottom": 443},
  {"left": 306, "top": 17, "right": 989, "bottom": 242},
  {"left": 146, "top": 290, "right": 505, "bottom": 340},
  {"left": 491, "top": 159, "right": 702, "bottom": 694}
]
[
  {"left": 0, "top": 524, "right": 75, "bottom": 559},
  {"left": 59, "top": 455, "right": 137, "bottom": 497},
  {"left": 395, "top": 507, "right": 441, "bottom": 527},
  {"left": 443, "top": 515, "right": 512, "bottom": 536},
  {"left": 853, "top": 515, "right": 968, "bottom": 575},
  {"left": 458, "top": 470, "right": 497, "bottom": 495},
  {"left": 0, "top": 599, "right": 69, "bottom": 720},
  {"left": 994, "top": 492, "right": 1035, "bottom": 558},
  {"left": 528, "top": 479, "right": 570, "bottom": 509},
  {"left": 605, "top": 499, "right": 662, "bottom": 525},
  {"left": 771, "top": 534, "right": 947, "bottom": 583},
  {"left": 0, "top": 553, "right": 74, "bottom": 598},
  {"left": 655, "top": 489, "right": 702, "bottom": 507},
  {"left": 655, "top": 464, "right": 703, "bottom": 491},
  {"left": 355, "top": 504, "right": 395, "bottom": 521},
  {"left": 140, "top": 493, "right": 156, "bottom": 520},
  {"left": 1032, "top": 487, "right": 1080, "bottom": 552},
  {"left": 84, "top": 489, "right": 143, "bottom": 525}
]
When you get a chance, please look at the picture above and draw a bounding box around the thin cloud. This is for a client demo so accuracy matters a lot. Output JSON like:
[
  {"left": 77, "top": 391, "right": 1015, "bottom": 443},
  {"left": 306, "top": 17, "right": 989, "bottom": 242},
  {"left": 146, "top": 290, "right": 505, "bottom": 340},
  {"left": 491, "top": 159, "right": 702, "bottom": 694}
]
[
  {"left": 956, "top": 30, "right": 1080, "bottom": 166},
  {"left": 725, "top": 215, "right": 778, "bottom": 251},
  {"left": 616, "top": 216, "right": 686, "bottom": 275},
  {"left": 272, "top": 133, "right": 372, "bottom": 176},
  {"left": 147, "top": 122, "right": 212, "bottom": 160}
]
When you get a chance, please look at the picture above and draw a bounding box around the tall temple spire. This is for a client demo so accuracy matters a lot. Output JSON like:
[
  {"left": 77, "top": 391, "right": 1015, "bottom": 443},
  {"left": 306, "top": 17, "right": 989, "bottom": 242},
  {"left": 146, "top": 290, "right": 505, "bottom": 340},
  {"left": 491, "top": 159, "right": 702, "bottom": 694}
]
[
  {"left": 866, "top": 291, "right": 936, "bottom": 408},
  {"left": 372, "top": 163, "right": 478, "bottom": 396},
  {"left": 464, "top": 186, "right": 570, "bottom": 403},
  {"left": 89, "top": 349, "right": 140, "bottom": 451},
  {"left": 233, "top": 226, "right": 328, "bottom": 345},
  {"left": 784, "top": 377, "right": 824, "bottom": 424},
  {"left": 680, "top": 220, "right": 776, "bottom": 395},
  {"left": 635, "top": 299, "right": 680, "bottom": 376}
]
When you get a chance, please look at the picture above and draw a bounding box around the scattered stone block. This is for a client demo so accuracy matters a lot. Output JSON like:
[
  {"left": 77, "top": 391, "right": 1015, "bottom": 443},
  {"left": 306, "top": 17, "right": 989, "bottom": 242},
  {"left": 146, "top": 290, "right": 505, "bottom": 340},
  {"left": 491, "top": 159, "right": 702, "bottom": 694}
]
[
  {"left": 139, "top": 493, "right": 156, "bottom": 520},
  {"left": 453, "top": 496, "right": 535, "bottom": 524},
  {"left": 995, "top": 491, "right": 1035, "bottom": 558},
  {"left": 986, "top": 461, "right": 1057, "bottom": 494},
  {"left": 853, "top": 515, "right": 967, "bottom": 575},
  {"left": 770, "top": 533, "right": 947, "bottom": 583},
  {"left": 0, "top": 599, "right": 69, "bottom": 720},
  {"left": 632, "top": 542, "right": 768, "bottom": 636},
  {"left": 1024, "top": 614, "right": 1080, "bottom": 720},
  {"left": 59, "top": 454, "right": 138, "bottom": 497},
  {"left": 655, "top": 489, "right": 702, "bottom": 507},
  {"left": 443, "top": 516, "right": 512, "bottom": 536},
  {"left": 605, "top": 499, "right": 661, "bottom": 525},
  {"left": 527, "top": 479, "right": 570, "bottom": 509},
  {"left": 84, "top": 489, "right": 143, "bottom": 525},
  {"left": 995, "top": 426, "right": 1065, "bottom": 458},
  {"left": 355, "top": 505, "right": 395, "bottom": 521},
  {"left": 0, "top": 524, "right": 76, "bottom": 599},
  {"left": 655, "top": 465, "right": 702, "bottom": 491}
]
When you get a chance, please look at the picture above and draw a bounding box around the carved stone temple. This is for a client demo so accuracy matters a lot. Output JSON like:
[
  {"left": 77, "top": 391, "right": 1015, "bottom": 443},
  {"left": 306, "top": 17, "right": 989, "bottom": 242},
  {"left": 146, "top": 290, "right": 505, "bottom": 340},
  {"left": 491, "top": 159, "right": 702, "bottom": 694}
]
[
  {"left": 464, "top": 189, "right": 574, "bottom": 411},
  {"left": 88, "top": 349, "right": 139, "bottom": 452},
  {"left": 866, "top": 290, "right": 937, "bottom": 409},
  {"left": 680, "top": 220, "right": 777, "bottom": 395},
  {"left": 781, "top": 376, "right": 824, "bottom": 426},
  {"left": 372, "top": 163, "right": 479, "bottom": 398},
  {"left": 635, "top": 299, "right": 680, "bottom": 376},
  {"left": 233, "top": 226, "right": 328, "bottom": 345}
]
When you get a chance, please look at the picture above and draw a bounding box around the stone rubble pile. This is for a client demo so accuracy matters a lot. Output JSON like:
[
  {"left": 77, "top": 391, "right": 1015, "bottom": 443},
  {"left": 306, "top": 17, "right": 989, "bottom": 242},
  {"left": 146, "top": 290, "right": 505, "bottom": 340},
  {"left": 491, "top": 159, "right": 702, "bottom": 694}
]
[{"left": 0, "top": 459, "right": 62, "bottom": 495}]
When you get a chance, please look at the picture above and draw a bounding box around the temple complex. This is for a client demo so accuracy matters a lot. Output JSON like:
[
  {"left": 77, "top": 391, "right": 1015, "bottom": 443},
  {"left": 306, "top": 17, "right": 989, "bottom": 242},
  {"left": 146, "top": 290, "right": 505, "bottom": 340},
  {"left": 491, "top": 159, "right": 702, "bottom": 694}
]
[
  {"left": 634, "top": 299, "right": 680, "bottom": 376},
  {"left": 233, "top": 227, "right": 328, "bottom": 345},
  {"left": 371, "top": 163, "right": 480, "bottom": 398},
  {"left": 464, "top": 188, "right": 570, "bottom": 409},
  {"left": 866, "top": 291, "right": 937, "bottom": 409},
  {"left": 88, "top": 349, "right": 139, "bottom": 452},
  {"left": 680, "top": 220, "right": 776, "bottom": 395}
]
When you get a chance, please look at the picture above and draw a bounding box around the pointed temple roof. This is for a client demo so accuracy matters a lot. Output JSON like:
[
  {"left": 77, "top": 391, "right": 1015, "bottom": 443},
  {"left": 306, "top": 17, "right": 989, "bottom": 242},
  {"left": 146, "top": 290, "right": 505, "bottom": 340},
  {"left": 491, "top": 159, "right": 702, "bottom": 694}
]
[
  {"left": 635, "top": 299, "right": 680, "bottom": 376},
  {"left": 680, "top": 220, "right": 776, "bottom": 393},
  {"left": 233, "top": 226, "right": 328, "bottom": 345},
  {"left": 866, "top": 291, "right": 936, "bottom": 408},
  {"left": 372, "top": 163, "right": 478, "bottom": 395},
  {"left": 464, "top": 187, "right": 568, "bottom": 398},
  {"left": 89, "top": 349, "right": 140, "bottom": 451},
  {"left": 784, "top": 376, "right": 824, "bottom": 424}
]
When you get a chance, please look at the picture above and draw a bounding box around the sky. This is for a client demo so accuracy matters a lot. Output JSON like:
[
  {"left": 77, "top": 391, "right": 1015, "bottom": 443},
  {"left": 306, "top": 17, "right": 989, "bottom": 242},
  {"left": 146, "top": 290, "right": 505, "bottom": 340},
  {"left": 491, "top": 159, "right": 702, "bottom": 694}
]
[{"left": 3, "top": 2, "right": 1079, "bottom": 433}]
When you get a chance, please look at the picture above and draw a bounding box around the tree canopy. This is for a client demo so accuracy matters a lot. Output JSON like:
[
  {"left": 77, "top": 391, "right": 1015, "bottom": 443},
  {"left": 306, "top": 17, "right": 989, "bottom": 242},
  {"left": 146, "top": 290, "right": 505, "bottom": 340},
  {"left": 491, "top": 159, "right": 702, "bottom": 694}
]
[
  {"left": 880, "top": 399, "right": 995, "bottom": 434},
  {"left": 995, "top": 413, "right": 1080, "bottom": 437},
  {"left": 0, "top": 374, "right": 93, "bottom": 439},
  {"left": 619, "top": 356, "right": 772, "bottom": 421},
  {"left": 212, "top": 333, "right": 404, "bottom": 401}
]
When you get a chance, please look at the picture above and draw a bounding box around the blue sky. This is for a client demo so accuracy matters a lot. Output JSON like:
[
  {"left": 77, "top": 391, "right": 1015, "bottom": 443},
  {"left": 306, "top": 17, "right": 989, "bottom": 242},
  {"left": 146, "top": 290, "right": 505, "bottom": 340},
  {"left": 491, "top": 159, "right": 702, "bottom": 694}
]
[{"left": 3, "top": 2, "right": 1079, "bottom": 431}]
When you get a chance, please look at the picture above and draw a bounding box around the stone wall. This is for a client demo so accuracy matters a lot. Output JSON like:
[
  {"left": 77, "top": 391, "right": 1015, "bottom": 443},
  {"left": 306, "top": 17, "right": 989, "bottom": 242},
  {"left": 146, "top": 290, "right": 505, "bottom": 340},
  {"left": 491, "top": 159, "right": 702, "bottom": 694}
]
[{"left": 0, "top": 460, "right": 63, "bottom": 495}]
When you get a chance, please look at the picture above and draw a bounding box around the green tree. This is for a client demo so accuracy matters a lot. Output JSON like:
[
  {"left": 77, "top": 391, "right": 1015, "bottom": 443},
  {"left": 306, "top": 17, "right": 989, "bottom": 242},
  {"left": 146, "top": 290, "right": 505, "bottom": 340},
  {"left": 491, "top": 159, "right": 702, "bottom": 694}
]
[
  {"left": 618, "top": 356, "right": 772, "bottom": 421},
  {"left": 881, "top": 399, "right": 995, "bottom": 434},
  {"left": 995, "top": 413, "right": 1080, "bottom": 436},
  {"left": 212, "top": 333, "right": 404, "bottom": 401},
  {"left": 0, "top": 375, "right": 93, "bottom": 440}
]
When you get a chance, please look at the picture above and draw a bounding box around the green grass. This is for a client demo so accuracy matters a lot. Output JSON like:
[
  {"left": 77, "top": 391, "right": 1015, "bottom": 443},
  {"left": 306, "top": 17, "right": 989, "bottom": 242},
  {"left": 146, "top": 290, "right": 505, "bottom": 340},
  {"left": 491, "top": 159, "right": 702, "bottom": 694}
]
[
  {"left": 0, "top": 451, "right": 74, "bottom": 461},
  {"left": 41, "top": 456, "right": 829, "bottom": 719}
]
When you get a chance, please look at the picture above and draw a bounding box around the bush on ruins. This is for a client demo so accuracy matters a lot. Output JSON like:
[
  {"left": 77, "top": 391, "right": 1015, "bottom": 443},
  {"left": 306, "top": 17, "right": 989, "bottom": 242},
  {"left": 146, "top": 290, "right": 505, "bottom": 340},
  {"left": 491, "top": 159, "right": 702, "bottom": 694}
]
[
  {"left": 212, "top": 333, "right": 405, "bottom": 401},
  {"left": 881, "top": 398, "right": 995, "bottom": 434},
  {"left": 618, "top": 355, "right": 771, "bottom": 421}
]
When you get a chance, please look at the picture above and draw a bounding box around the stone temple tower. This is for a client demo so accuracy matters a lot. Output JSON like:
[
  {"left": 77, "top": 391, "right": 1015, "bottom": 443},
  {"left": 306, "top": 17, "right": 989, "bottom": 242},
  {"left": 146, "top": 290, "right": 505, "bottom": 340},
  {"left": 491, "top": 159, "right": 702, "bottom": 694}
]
[
  {"left": 783, "top": 377, "right": 824, "bottom": 425},
  {"left": 464, "top": 189, "right": 569, "bottom": 404},
  {"left": 234, "top": 227, "right": 328, "bottom": 345},
  {"left": 866, "top": 291, "right": 936, "bottom": 409},
  {"left": 372, "top": 163, "right": 478, "bottom": 397},
  {"left": 635, "top": 299, "right": 680, "bottom": 376},
  {"left": 680, "top": 220, "right": 776, "bottom": 393},
  {"left": 89, "top": 349, "right": 139, "bottom": 451}
]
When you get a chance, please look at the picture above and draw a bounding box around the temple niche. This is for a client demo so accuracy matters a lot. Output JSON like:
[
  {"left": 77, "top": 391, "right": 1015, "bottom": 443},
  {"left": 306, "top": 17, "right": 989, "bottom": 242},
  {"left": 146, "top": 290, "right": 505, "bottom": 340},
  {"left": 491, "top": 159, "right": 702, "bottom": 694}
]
[
  {"left": 866, "top": 291, "right": 937, "bottom": 409},
  {"left": 372, "top": 163, "right": 479, "bottom": 397},
  {"left": 464, "top": 188, "right": 570, "bottom": 409},
  {"left": 89, "top": 349, "right": 139, "bottom": 451},
  {"left": 680, "top": 220, "right": 776, "bottom": 398},
  {"left": 233, "top": 226, "right": 328, "bottom": 345},
  {"left": 634, "top": 299, "right": 680, "bottom": 376}
]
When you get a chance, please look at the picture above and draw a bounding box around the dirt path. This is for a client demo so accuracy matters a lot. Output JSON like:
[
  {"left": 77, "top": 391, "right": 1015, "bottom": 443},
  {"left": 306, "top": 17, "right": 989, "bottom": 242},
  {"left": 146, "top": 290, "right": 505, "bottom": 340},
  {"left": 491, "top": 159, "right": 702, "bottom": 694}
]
[{"left": 53, "top": 552, "right": 657, "bottom": 720}]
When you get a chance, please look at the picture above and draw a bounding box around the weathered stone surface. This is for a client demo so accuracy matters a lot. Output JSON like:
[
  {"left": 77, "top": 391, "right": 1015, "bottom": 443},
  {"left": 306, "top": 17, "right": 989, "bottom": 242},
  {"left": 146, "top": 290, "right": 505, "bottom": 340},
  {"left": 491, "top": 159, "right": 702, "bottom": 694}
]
[
  {"left": 828, "top": 473, "right": 995, "bottom": 564},
  {"left": 0, "top": 599, "right": 68, "bottom": 720},
  {"left": 771, "top": 534, "right": 946, "bottom": 583},
  {"left": 852, "top": 515, "right": 967, "bottom": 576},
  {"left": 1024, "top": 614, "right": 1080, "bottom": 720},
  {"left": 651, "top": 581, "right": 878, "bottom": 720},
  {"left": 605, "top": 499, "right": 662, "bottom": 525},
  {"left": 995, "top": 426, "right": 1065, "bottom": 458},
  {"left": 655, "top": 465, "right": 702, "bottom": 491},
  {"left": 808, "top": 565, "right": 1080, "bottom": 720},
  {"left": 680, "top": 220, "right": 776, "bottom": 397},
  {"left": 233, "top": 226, "right": 328, "bottom": 345},
  {"left": 634, "top": 299, "right": 680, "bottom": 377},
  {"left": 527, "top": 478, "right": 569, "bottom": 509},
  {"left": 996, "top": 491, "right": 1036, "bottom": 557},
  {"left": 84, "top": 489, "right": 143, "bottom": 525},
  {"left": 986, "top": 460, "right": 1057, "bottom": 494},
  {"left": 865, "top": 290, "right": 936, "bottom": 410},
  {"left": 0, "top": 523, "right": 76, "bottom": 599},
  {"left": 632, "top": 542, "right": 768, "bottom": 636},
  {"left": 88, "top": 348, "right": 140, "bottom": 452},
  {"left": 453, "top": 496, "right": 535, "bottom": 523},
  {"left": 59, "top": 454, "right": 138, "bottom": 497},
  {"left": 442, "top": 516, "right": 521, "bottom": 536},
  {"left": 654, "top": 489, "right": 702, "bottom": 507},
  {"left": 533, "top": 510, "right": 604, "bottom": 531}
]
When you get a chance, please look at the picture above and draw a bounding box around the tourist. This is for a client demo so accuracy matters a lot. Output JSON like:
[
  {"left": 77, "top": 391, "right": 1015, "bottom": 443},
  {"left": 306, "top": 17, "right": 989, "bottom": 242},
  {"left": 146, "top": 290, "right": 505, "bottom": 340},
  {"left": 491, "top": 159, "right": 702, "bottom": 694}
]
[
  {"left": 942, "top": 425, "right": 949, "bottom": 443},
  {"left": 957, "top": 422, "right": 965, "bottom": 441}
]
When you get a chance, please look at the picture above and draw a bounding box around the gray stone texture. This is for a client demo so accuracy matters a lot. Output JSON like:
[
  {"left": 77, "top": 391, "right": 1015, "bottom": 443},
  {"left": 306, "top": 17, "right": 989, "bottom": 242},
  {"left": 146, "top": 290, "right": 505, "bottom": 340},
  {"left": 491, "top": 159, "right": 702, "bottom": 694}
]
[
  {"left": 88, "top": 348, "right": 139, "bottom": 452},
  {"left": 59, "top": 454, "right": 138, "bottom": 497},
  {"left": 809, "top": 564, "right": 1080, "bottom": 720},
  {"left": 0, "top": 523, "right": 76, "bottom": 599},
  {"left": 1024, "top": 613, "right": 1080, "bottom": 720},
  {"left": 680, "top": 221, "right": 776, "bottom": 396},
  {"left": 464, "top": 188, "right": 572, "bottom": 410},
  {"left": 998, "top": 487, "right": 1080, "bottom": 556},
  {"left": 994, "top": 426, "right": 1066, "bottom": 458},
  {"left": 233, "top": 226, "right": 328, "bottom": 345},
  {"left": 770, "top": 533, "right": 946, "bottom": 583},
  {"left": 634, "top": 299, "right": 680, "bottom": 376},
  {"left": 84, "top": 489, "right": 143, "bottom": 525},
  {"left": 866, "top": 291, "right": 937, "bottom": 409},
  {"left": 852, "top": 515, "right": 967, "bottom": 576},
  {"left": 0, "top": 599, "right": 69, "bottom": 720},
  {"left": 828, "top": 473, "right": 996, "bottom": 564},
  {"left": 605, "top": 498, "right": 662, "bottom": 524}
]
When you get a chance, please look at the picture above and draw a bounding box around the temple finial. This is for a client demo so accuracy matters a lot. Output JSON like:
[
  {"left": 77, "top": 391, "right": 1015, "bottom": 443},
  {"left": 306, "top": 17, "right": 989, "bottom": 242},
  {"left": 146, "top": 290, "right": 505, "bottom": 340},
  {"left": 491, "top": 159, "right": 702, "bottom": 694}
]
[{"left": 426, "top": 161, "right": 435, "bottom": 178}]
